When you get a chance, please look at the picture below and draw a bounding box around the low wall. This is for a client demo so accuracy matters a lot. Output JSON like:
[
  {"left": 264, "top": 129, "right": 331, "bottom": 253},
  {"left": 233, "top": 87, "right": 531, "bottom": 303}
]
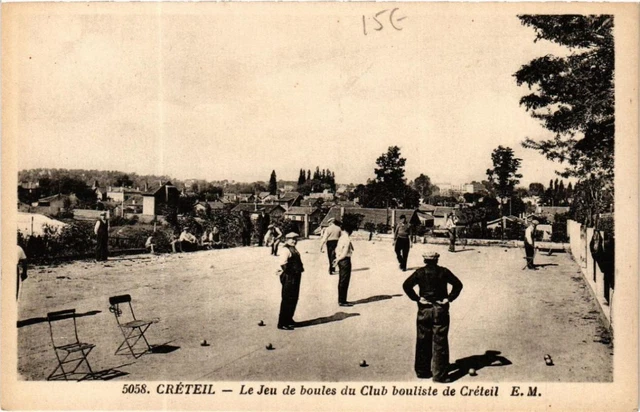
[{"left": 567, "top": 220, "right": 613, "bottom": 330}]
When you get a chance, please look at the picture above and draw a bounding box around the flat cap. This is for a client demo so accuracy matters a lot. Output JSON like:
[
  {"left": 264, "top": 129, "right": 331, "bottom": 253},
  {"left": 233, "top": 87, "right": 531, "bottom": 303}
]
[
  {"left": 285, "top": 232, "right": 299, "bottom": 239},
  {"left": 422, "top": 251, "right": 440, "bottom": 260}
]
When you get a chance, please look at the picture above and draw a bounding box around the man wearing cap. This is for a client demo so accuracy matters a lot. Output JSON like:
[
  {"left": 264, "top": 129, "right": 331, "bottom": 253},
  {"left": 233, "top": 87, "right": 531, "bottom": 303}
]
[
  {"left": 403, "top": 251, "right": 463, "bottom": 382},
  {"left": 524, "top": 219, "right": 539, "bottom": 269},
  {"left": 394, "top": 215, "right": 412, "bottom": 271},
  {"left": 275, "top": 232, "right": 305, "bottom": 330},
  {"left": 94, "top": 212, "right": 109, "bottom": 261},
  {"left": 320, "top": 218, "right": 342, "bottom": 275}
]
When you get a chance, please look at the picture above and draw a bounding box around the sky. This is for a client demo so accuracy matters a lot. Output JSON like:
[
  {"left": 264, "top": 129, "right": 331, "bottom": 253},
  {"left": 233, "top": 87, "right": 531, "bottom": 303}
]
[{"left": 9, "top": 3, "right": 572, "bottom": 187}]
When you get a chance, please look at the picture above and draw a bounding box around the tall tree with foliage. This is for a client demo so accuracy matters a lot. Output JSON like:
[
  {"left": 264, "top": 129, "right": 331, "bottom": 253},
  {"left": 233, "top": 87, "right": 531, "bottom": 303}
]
[
  {"left": 515, "top": 15, "right": 614, "bottom": 180},
  {"left": 486, "top": 146, "right": 523, "bottom": 200},
  {"left": 515, "top": 15, "right": 614, "bottom": 225},
  {"left": 358, "top": 146, "right": 419, "bottom": 209},
  {"left": 268, "top": 170, "right": 278, "bottom": 195},
  {"left": 412, "top": 174, "right": 435, "bottom": 201},
  {"left": 486, "top": 146, "right": 522, "bottom": 238}
]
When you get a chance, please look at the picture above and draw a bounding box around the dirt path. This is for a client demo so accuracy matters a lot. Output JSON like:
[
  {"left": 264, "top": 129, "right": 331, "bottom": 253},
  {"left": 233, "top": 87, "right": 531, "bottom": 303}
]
[{"left": 17, "top": 239, "right": 612, "bottom": 382}]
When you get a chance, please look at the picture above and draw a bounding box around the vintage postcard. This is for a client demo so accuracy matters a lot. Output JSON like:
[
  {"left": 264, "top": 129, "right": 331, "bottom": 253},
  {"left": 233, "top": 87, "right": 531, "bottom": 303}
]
[{"left": 1, "top": 2, "right": 638, "bottom": 411}]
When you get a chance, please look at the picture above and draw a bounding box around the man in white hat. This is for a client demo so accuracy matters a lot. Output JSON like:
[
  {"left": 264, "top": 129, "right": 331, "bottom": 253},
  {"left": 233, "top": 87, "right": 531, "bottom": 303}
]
[
  {"left": 320, "top": 217, "right": 342, "bottom": 275},
  {"left": 403, "top": 251, "right": 463, "bottom": 382},
  {"left": 524, "top": 218, "right": 539, "bottom": 269},
  {"left": 94, "top": 211, "right": 109, "bottom": 261},
  {"left": 275, "top": 232, "right": 305, "bottom": 330}
]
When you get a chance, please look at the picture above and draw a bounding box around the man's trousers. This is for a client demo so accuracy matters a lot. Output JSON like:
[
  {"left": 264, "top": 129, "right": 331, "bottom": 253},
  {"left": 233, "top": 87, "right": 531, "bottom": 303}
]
[
  {"left": 415, "top": 303, "right": 450, "bottom": 381},
  {"left": 338, "top": 257, "right": 352, "bottom": 304},
  {"left": 278, "top": 271, "right": 301, "bottom": 327},
  {"left": 326, "top": 240, "right": 338, "bottom": 274},
  {"left": 395, "top": 238, "right": 410, "bottom": 270}
]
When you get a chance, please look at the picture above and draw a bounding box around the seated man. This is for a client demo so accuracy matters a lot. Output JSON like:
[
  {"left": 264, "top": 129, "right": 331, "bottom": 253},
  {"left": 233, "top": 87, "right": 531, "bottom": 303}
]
[
  {"left": 170, "top": 233, "right": 181, "bottom": 253},
  {"left": 179, "top": 229, "right": 198, "bottom": 252},
  {"left": 210, "top": 226, "right": 224, "bottom": 249},
  {"left": 201, "top": 230, "right": 212, "bottom": 250},
  {"left": 145, "top": 235, "right": 156, "bottom": 254}
]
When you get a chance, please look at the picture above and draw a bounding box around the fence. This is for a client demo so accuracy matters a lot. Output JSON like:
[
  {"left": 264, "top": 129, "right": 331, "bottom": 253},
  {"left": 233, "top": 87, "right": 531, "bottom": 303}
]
[{"left": 567, "top": 219, "right": 614, "bottom": 330}]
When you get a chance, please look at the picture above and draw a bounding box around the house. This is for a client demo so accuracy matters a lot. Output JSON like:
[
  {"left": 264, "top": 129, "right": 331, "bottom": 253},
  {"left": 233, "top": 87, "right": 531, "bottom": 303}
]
[
  {"left": 284, "top": 207, "right": 324, "bottom": 237},
  {"left": 537, "top": 206, "right": 570, "bottom": 223},
  {"left": 431, "top": 206, "right": 455, "bottom": 228},
  {"left": 232, "top": 203, "right": 286, "bottom": 221},
  {"left": 142, "top": 182, "right": 180, "bottom": 216},
  {"left": 237, "top": 193, "right": 256, "bottom": 203},
  {"left": 18, "top": 182, "right": 41, "bottom": 203},
  {"left": 261, "top": 194, "right": 279, "bottom": 204},
  {"left": 300, "top": 197, "right": 323, "bottom": 208},
  {"left": 94, "top": 187, "right": 108, "bottom": 201},
  {"left": 123, "top": 194, "right": 143, "bottom": 214},
  {"left": 486, "top": 215, "right": 523, "bottom": 230},
  {"left": 222, "top": 193, "right": 239, "bottom": 203},
  {"left": 415, "top": 211, "right": 435, "bottom": 228},
  {"left": 257, "top": 192, "right": 272, "bottom": 201},
  {"left": 106, "top": 187, "right": 143, "bottom": 202},
  {"left": 34, "top": 193, "right": 78, "bottom": 215},
  {"left": 307, "top": 191, "right": 335, "bottom": 201},
  {"left": 194, "top": 200, "right": 226, "bottom": 215},
  {"left": 276, "top": 192, "right": 302, "bottom": 210},
  {"left": 318, "top": 207, "right": 419, "bottom": 231},
  {"left": 263, "top": 204, "right": 286, "bottom": 219}
]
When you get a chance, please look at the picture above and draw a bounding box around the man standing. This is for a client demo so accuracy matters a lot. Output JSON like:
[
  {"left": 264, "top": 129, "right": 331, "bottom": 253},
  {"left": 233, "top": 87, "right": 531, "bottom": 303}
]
[
  {"left": 94, "top": 212, "right": 109, "bottom": 261},
  {"left": 17, "top": 245, "right": 28, "bottom": 300},
  {"left": 334, "top": 222, "right": 354, "bottom": 307},
  {"left": 276, "top": 233, "right": 304, "bottom": 330},
  {"left": 257, "top": 211, "right": 270, "bottom": 247},
  {"left": 446, "top": 213, "right": 457, "bottom": 253},
  {"left": 320, "top": 218, "right": 342, "bottom": 275},
  {"left": 403, "top": 252, "right": 463, "bottom": 382},
  {"left": 394, "top": 215, "right": 412, "bottom": 271},
  {"left": 241, "top": 212, "right": 253, "bottom": 247},
  {"left": 524, "top": 219, "right": 539, "bottom": 269}
]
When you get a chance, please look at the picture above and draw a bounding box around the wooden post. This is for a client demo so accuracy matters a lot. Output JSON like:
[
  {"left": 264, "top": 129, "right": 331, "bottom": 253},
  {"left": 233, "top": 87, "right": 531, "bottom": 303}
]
[{"left": 304, "top": 214, "right": 309, "bottom": 238}]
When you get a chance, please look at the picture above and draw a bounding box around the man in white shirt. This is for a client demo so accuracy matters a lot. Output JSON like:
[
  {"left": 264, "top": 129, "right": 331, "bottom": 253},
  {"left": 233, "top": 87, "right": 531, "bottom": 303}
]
[
  {"left": 179, "top": 229, "right": 198, "bottom": 252},
  {"left": 524, "top": 219, "right": 539, "bottom": 269},
  {"left": 334, "top": 223, "right": 355, "bottom": 307},
  {"left": 320, "top": 218, "right": 342, "bottom": 275}
]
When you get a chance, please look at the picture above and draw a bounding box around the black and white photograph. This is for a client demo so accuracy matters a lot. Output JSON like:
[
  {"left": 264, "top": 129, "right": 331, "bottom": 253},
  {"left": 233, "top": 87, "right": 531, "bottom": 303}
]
[{"left": 1, "top": 2, "right": 638, "bottom": 411}]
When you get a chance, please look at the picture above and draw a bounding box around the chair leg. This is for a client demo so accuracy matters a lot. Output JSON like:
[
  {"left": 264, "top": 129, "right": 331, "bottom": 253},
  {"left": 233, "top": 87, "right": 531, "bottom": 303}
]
[{"left": 116, "top": 326, "right": 153, "bottom": 358}]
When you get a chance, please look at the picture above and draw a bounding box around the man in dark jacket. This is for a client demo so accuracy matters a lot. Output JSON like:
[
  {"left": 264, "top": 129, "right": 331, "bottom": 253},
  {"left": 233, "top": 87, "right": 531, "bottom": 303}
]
[
  {"left": 94, "top": 212, "right": 109, "bottom": 261},
  {"left": 403, "top": 251, "right": 463, "bottom": 382},
  {"left": 275, "top": 233, "right": 304, "bottom": 330}
]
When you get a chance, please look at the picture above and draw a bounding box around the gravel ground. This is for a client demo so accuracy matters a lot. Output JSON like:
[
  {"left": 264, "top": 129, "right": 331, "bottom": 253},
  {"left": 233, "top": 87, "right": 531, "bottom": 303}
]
[{"left": 17, "top": 239, "right": 612, "bottom": 382}]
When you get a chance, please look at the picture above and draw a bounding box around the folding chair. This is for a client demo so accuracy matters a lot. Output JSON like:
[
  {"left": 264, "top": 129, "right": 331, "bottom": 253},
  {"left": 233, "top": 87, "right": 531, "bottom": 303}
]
[
  {"left": 108, "top": 294, "right": 158, "bottom": 358},
  {"left": 46, "top": 309, "right": 96, "bottom": 381}
]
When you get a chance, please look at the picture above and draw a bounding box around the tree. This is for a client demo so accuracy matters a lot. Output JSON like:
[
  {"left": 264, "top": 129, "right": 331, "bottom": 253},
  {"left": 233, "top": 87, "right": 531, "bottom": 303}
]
[
  {"left": 528, "top": 182, "right": 545, "bottom": 197},
  {"left": 486, "top": 146, "right": 522, "bottom": 239},
  {"left": 486, "top": 146, "right": 523, "bottom": 200},
  {"left": 297, "top": 169, "right": 306, "bottom": 187},
  {"left": 515, "top": 15, "right": 614, "bottom": 181},
  {"left": 413, "top": 174, "right": 434, "bottom": 200},
  {"left": 515, "top": 15, "right": 614, "bottom": 226},
  {"left": 268, "top": 171, "right": 277, "bottom": 195},
  {"left": 115, "top": 174, "right": 134, "bottom": 188},
  {"left": 356, "top": 146, "right": 419, "bottom": 209}
]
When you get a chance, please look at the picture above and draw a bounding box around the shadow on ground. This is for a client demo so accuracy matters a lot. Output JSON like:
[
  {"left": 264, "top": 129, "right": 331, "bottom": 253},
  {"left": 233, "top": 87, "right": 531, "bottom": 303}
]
[
  {"left": 351, "top": 294, "right": 402, "bottom": 306},
  {"left": 18, "top": 310, "right": 102, "bottom": 328},
  {"left": 150, "top": 342, "right": 181, "bottom": 354},
  {"left": 447, "top": 350, "right": 512, "bottom": 382},
  {"left": 352, "top": 267, "right": 370, "bottom": 272},
  {"left": 294, "top": 312, "right": 360, "bottom": 328}
]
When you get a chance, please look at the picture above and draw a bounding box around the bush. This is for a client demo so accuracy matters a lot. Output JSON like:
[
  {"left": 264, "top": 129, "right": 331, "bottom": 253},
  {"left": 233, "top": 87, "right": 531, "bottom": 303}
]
[
  {"left": 18, "top": 221, "right": 95, "bottom": 261},
  {"left": 363, "top": 222, "right": 376, "bottom": 233},
  {"left": 343, "top": 213, "right": 364, "bottom": 231},
  {"left": 551, "top": 213, "right": 570, "bottom": 243},
  {"left": 375, "top": 223, "right": 391, "bottom": 234}
]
